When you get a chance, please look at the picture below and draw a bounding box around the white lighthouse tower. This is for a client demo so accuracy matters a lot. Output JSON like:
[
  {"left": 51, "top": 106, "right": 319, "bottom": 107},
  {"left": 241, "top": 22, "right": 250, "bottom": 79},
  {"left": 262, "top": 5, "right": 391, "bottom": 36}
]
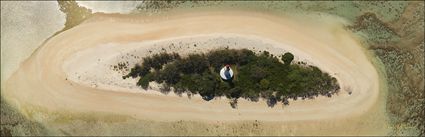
[{"left": 220, "top": 64, "right": 234, "bottom": 81}]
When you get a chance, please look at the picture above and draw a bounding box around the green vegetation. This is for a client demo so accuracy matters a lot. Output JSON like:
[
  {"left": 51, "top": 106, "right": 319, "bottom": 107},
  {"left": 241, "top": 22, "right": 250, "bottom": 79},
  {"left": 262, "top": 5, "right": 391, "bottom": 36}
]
[{"left": 124, "top": 49, "right": 340, "bottom": 108}]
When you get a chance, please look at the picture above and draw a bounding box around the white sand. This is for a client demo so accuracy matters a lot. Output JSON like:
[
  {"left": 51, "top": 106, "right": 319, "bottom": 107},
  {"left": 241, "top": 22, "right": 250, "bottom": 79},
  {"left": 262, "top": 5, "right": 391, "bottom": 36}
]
[
  {"left": 3, "top": 11, "right": 384, "bottom": 134},
  {"left": 62, "top": 34, "right": 318, "bottom": 95}
]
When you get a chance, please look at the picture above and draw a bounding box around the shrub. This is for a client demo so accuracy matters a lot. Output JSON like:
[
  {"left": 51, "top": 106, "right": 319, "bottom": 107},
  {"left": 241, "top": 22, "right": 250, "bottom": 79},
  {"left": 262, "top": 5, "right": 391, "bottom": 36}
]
[
  {"left": 282, "top": 52, "right": 294, "bottom": 65},
  {"left": 124, "top": 48, "right": 339, "bottom": 108}
]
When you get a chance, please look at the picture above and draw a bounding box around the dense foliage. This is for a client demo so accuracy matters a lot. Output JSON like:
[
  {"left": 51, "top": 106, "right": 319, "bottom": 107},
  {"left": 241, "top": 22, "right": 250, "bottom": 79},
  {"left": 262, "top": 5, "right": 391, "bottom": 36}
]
[{"left": 123, "top": 49, "right": 340, "bottom": 108}]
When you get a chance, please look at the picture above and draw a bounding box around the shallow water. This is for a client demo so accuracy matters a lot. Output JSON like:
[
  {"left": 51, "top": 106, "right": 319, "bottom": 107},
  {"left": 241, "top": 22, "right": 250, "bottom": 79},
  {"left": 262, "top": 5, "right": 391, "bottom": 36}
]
[
  {"left": 0, "top": 1, "right": 65, "bottom": 85},
  {"left": 76, "top": 1, "right": 144, "bottom": 14}
]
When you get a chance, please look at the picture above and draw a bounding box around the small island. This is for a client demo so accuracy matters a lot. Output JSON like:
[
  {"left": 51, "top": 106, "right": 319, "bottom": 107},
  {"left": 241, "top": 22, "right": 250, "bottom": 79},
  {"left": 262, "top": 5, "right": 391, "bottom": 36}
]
[{"left": 123, "top": 49, "right": 340, "bottom": 108}]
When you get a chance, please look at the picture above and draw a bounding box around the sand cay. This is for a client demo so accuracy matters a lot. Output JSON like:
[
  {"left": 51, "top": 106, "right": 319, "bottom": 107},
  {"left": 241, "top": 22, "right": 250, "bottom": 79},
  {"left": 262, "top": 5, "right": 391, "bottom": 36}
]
[{"left": 3, "top": 11, "right": 387, "bottom": 135}]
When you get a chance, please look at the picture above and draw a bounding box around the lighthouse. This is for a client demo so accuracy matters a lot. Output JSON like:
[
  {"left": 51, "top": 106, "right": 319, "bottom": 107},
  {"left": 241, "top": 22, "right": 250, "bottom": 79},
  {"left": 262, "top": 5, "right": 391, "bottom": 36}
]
[{"left": 220, "top": 64, "right": 234, "bottom": 81}]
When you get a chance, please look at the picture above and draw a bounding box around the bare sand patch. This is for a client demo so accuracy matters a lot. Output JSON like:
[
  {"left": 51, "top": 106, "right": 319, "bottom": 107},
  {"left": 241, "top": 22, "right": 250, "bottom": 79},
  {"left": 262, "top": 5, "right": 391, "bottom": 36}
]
[{"left": 3, "top": 11, "right": 387, "bottom": 135}]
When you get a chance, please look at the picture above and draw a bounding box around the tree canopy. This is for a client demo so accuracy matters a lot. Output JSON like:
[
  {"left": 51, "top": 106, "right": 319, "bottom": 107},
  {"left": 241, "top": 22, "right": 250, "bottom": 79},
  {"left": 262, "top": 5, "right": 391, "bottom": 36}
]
[
  {"left": 282, "top": 52, "right": 294, "bottom": 65},
  {"left": 123, "top": 49, "right": 340, "bottom": 108}
]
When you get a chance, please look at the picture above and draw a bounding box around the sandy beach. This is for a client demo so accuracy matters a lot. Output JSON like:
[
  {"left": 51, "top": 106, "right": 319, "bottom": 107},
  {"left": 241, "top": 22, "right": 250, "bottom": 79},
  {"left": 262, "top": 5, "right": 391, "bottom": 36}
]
[{"left": 3, "top": 11, "right": 386, "bottom": 135}]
